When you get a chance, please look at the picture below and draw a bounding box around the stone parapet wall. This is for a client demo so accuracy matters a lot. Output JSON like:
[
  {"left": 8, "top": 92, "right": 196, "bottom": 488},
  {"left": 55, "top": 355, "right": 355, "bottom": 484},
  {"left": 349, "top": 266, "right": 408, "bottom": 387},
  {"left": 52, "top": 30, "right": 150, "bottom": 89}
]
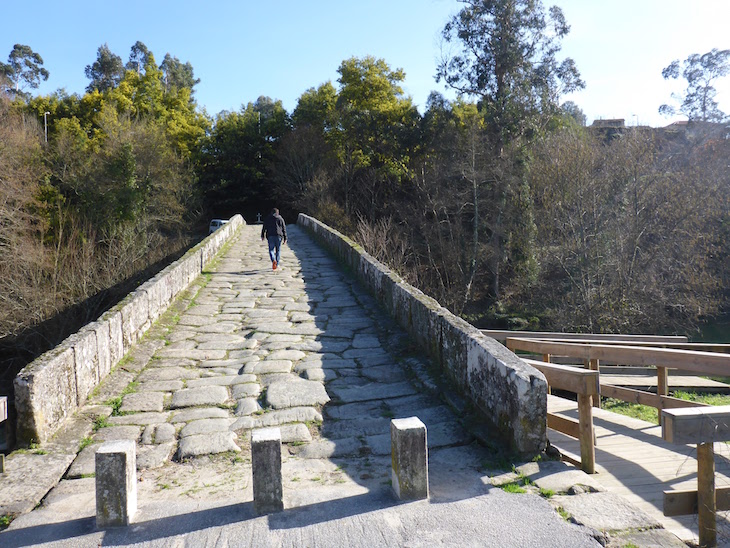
[
  {"left": 297, "top": 213, "right": 547, "bottom": 455},
  {"left": 14, "top": 216, "right": 245, "bottom": 445}
]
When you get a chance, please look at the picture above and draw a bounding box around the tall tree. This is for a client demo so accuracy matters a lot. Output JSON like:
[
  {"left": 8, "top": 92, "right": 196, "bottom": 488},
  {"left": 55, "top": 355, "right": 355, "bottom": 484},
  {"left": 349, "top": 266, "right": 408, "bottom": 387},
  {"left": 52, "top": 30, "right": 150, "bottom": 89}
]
[
  {"left": 85, "top": 44, "right": 125, "bottom": 93},
  {"left": 438, "top": 0, "right": 584, "bottom": 150},
  {"left": 0, "top": 44, "right": 49, "bottom": 97},
  {"left": 159, "top": 53, "right": 200, "bottom": 94},
  {"left": 436, "top": 0, "right": 582, "bottom": 301},
  {"left": 659, "top": 48, "right": 730, "bottom": 122},
  {"left": 126, "top": 41, "right": 152, "bottom": 75},
  {"left": 333, "top": 56, "right": 418, "bottom": 215}
]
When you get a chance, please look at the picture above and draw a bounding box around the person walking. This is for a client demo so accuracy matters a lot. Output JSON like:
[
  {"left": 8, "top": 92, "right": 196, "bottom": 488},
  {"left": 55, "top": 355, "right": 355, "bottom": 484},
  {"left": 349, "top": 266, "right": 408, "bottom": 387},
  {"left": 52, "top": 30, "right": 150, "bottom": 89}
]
[{"left": 261, "top": 208, "right": 287, "bottom": 270}]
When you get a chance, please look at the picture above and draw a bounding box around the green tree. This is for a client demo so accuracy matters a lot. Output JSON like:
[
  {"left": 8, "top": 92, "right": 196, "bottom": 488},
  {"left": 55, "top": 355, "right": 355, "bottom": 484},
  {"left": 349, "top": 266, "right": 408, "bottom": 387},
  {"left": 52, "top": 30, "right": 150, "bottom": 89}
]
[
  {"left": 85, "top": 44, "right": 125, "bottom": 93},
  {"left": 333, "top": 56, "right": 418, "bottom": 215},
  {"left": 659, "top": 48, "right": 730, "bottom": 122},
  {"left": 159, "top": 53, "right": 200, "bottom": 94},
  {"left": 126, "top": 41, "right": 152, "bottom": 75},
  {"left": 436, "top": 0, "right": 582, "bottom": 301},
  {"left": 197, "top": 97, "right": 290, "bottom": 218},
  {"left": 0, "top": 44, "right": 50, "bottom": 97},
  {"left": 437, "top": 0, "right": 584, "bottom": 151},
  {"left": 273, "top": 83, "right": 339, "bottom": 213}
]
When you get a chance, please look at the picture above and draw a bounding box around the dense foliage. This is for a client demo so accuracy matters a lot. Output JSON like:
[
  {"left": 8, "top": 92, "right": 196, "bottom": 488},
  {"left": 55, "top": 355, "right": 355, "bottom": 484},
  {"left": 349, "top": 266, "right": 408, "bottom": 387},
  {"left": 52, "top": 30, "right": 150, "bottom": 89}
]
[
  {"left": 1, "top": 42, "right": 206, "bottom": 349},
  {"left": 2, "top": 0, "right": 729, "bottom": 352}
]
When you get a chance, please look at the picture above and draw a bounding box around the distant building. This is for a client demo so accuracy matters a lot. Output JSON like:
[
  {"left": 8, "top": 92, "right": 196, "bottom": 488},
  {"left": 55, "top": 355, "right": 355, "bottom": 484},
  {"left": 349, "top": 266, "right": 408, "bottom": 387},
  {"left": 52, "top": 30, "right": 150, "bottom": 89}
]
[{"left": 591, "top": 119, "right": 625, "bottom": 128}]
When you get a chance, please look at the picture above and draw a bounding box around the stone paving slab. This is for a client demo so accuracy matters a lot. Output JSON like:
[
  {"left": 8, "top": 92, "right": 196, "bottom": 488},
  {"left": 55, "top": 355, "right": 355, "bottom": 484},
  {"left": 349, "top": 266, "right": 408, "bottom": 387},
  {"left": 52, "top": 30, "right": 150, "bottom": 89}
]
[
  {"left": 551, "top": 492, "right": 662, "bottom": 532},
  {"left": 143, "top": 423, "right": 175, "bottom": 444},
  {"left": 180, "top": 418, "right": 235, "bottom": 438},
  {"left": 170, "top": 407, "right": 230, "bottom": 423},
  {"left": 120, "top": 392, "right": 165, "bottom": 413},
  {"left": 231, "top": 383, "right": 261, "bottom": 399},
  {"left": 329, "top": 381, "right": 418, "bottom": 403},
  {"left": 0, "top": 452, "right": 76, "bottom": 514},
  {"left": 95, "top": 425, "right": 141, "bottom": 442},
  {"left": 266, "top": 377, "right": 330, "bottom": 408},
  {"left": 185, "top": 374, "right": 257, "bottom": 388},
  {"left": 230, "top": 407, "right": 324, "bottom": 431},
  {"left": 170, "top": 386, "right": 229, "bottom": 408},
  {"left": 137, "top": 367, "right": 201, "bottom": 382},
  {"left": 177, "top": 432, "right": 240, "bottom": 459},
  {"left": 136, "top": 380, "right": 184, "bottom": 392}
]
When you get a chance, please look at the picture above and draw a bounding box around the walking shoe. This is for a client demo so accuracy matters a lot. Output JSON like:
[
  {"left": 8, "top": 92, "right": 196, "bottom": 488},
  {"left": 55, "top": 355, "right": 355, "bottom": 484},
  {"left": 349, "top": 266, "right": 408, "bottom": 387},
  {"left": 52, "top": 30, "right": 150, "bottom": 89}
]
[{"left": 272, "top": 260, "right": 277, "bottom": 270}]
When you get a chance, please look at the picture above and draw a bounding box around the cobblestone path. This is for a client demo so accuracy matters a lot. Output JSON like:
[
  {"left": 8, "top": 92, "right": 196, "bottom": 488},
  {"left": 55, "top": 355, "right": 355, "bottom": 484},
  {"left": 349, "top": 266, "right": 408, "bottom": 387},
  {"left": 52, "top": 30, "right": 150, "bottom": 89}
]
[
  {"left": 63, "top": 225, "right": 476, "bottom": 502},
  {"left": 2, "top": 224, "right": 606, "bottom": 547}
]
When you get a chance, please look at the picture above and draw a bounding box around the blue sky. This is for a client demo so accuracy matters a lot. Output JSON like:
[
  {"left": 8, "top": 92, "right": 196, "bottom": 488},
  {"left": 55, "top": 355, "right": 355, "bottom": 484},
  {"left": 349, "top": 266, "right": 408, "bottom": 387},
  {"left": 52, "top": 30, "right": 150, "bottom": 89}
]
[{"left": 2, "top": 0, "right": 729, "bottom": 126}]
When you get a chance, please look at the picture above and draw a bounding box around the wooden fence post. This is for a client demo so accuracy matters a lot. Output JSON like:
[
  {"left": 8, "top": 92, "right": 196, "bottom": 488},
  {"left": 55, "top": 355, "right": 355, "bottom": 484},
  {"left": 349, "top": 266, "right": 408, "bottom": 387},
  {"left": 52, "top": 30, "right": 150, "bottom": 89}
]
[
  {"left": 697, "top": 442, "right": 716, "bottom": 548},
  {"left": 577, "top": 393, "right": 596, "bottom": 474}
]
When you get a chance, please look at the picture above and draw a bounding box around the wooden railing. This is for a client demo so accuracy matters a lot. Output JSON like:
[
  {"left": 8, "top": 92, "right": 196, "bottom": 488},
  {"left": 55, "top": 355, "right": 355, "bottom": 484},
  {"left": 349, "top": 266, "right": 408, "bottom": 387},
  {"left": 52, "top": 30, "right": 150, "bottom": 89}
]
[
  {"left": 662, "top": 406, "right": 730, "bottom": 547},
  {"left": 522, "top": 358, "right": 598, "bottom": 473},
  {"left": 506, "top": 337, "right": 729, "bottom": 420},
  {"left": 482, "top": 330, "right": 688, "bottom": 344}
]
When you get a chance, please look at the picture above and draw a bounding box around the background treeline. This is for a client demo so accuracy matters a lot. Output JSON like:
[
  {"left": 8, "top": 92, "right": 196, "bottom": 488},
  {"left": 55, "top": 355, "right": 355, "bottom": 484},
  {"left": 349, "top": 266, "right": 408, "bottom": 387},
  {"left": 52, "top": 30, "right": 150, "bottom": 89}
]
[
  {"left": 0, "top": 41, "right": 207, "bottom": 378},
  {"left": 2, "top": 0, "right": 729, "bottom": 374},
  {"left": 210, "top": 62, "right": 729, "bottom": 335}
]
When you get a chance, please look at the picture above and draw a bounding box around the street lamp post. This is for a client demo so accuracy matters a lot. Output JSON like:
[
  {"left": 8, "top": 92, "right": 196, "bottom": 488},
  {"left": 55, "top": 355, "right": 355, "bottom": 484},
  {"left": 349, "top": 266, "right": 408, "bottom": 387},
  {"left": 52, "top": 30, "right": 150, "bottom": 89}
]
[{"left": 44, "top": 111, "right": 50, "bottom": 143}]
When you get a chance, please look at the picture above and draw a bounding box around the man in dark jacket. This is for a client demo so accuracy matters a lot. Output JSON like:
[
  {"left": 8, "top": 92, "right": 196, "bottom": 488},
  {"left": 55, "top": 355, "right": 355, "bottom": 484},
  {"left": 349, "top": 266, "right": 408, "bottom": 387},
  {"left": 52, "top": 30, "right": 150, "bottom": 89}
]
[{"left": 261, "top": 208, "right": 287, "bottom": 270}]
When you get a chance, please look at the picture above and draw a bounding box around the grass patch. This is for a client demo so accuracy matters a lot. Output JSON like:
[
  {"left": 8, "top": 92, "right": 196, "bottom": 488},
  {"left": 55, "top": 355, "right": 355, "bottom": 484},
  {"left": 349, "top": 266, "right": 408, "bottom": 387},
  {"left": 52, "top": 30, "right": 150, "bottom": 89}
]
[
  {"left": 93, "top": 416, "right": 110, "bottom": 431},
  {"left": 673, "top": 391, "right": 730, "bottom": 406},
  {"left": 0, "top": 514, "right": 14, "bottom": 530},
  {"left": 79, "top": 437, "right": 94, "bottom": 451},
  {"left": 104, "top": 381, "right": 139, "bottom": 416},
  {"left": 604, "top": 391, "right": 730, "bottom": 425},
  {"left": 556, "top": 506, "right": 571, "bottom": 521},
  {"left": 500, "top": 482, "right": 527, "bottom": 494},
  {"left": 602, "top": 398, "right": 658, "bottom": 424},
  {"left": 539, "top": 487, "right": 555, "bottom": 498}
]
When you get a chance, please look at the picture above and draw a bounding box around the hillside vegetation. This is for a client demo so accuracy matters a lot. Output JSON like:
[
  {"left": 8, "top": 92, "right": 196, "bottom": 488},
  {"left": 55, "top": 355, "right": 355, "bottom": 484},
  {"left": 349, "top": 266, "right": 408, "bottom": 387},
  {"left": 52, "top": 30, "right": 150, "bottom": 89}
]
[{"left": 1, "top": 2, "right": 729, "bottom": 371}]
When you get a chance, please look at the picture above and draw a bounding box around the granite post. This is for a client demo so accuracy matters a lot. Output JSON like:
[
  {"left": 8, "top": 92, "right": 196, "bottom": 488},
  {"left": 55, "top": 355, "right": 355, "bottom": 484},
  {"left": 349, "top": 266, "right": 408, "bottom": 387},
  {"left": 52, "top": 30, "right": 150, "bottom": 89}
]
[
  {"left": 252, "top": 427, "right": 283, "bottom": 513},
  {"left": 96, "top": 440, "right": 137, "bottom": 527},
  {"left": 391, "top": 417, "right": 429, "bottom": 500}
]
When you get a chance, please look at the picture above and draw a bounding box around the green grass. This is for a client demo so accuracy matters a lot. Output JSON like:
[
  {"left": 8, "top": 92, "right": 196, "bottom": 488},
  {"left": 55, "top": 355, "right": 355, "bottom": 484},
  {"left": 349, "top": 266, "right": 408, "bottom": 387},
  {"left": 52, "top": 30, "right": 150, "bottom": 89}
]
[
  {"left": 603, "top": 391, "right": 730, "bottom": 425},
  {"left": 79, "top": 437, "right": 94, "bottom": 451},
  {"left": 0, "top": 514, "right": 13, "bottom": 530},
  {"left": 93, "top": 416, "right": 110, "bottom": 431},
  {"left": 104, "top": 382, "right": 139, "bottom": 415},
  {"left": 500, "top": 482, "right": 527, "bottom": 494},
  {"left": 673, "top": 391, "right": 730, "bottom": 406},
  {"left": 602, "top": 398, "right": 658, "bottom": 424}
]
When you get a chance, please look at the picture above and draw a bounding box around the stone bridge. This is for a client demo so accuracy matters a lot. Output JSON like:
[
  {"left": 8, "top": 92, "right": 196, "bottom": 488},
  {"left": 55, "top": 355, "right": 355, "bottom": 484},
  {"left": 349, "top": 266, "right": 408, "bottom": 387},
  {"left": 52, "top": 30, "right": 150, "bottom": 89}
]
[{"left": 0, "top": 216, "right": 651, "bottom": 546}]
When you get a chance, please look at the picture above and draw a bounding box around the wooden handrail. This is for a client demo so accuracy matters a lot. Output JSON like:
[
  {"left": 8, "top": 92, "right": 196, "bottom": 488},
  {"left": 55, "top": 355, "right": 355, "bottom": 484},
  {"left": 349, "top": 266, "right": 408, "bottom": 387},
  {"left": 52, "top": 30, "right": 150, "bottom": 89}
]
[
  {"left": 522, "top": 358, "right": 598, "bottom": 396},
  {"left": 483, "top": 330, "right": 688, "bottom": 343},
  {"left": 507, "top": 338, "right": 730, "bottom": 377},
  {"left": 522, "top": 339, "right": 730, "bottom": 353},
  {"left": 522, "top": 358, "right": 596, "bottom": 473},
  {"left": 662, "top": 406, "right": 730, "bottom": 547}
]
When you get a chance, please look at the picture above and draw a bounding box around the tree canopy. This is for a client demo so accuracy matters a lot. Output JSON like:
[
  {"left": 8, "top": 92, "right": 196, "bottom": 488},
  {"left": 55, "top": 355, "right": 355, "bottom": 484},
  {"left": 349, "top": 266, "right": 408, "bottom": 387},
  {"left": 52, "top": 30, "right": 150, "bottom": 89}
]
[
  {"left": 659, "top": 48, "right": 730, "bottom": 122},
  {"left": 0, "top": 44, "right": 49, "bottom": 97}
]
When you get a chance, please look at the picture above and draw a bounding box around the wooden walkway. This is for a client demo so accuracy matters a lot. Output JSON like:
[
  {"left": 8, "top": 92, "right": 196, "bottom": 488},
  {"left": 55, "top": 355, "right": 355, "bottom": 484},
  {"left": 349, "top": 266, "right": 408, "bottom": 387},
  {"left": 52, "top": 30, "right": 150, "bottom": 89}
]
[{"left": 548, "top": 395, "right": 730, "bottom": 543}]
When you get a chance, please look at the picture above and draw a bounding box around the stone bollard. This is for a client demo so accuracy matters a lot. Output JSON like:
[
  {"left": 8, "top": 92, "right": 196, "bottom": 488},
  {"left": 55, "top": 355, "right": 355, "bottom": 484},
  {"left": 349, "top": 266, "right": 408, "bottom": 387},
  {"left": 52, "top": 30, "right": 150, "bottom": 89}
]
[
  {"left": 391, "top": 417, "right": 429, "bottom": 500},
  {"left": 252, "top": 427, "right": 283, "bottom": 513},
  {"left": 96, "top": 440, "right": 137, "bottom": 527}
]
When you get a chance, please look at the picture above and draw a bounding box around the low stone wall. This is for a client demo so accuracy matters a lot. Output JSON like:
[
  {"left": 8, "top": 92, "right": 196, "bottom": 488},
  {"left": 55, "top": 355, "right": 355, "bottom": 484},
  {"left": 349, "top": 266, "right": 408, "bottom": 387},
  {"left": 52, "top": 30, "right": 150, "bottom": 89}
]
[
  {"left": 14, "top": 216, "right": 245, "bottom": 445},
  {"left": 297, "top": 214, "right": 547, "bottom": 455}
]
